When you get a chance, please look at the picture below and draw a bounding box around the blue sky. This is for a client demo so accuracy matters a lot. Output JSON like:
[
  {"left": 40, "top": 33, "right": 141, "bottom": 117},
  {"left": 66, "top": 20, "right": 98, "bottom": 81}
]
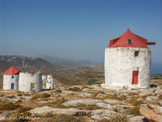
[{"left": 0, "top": 0, "right": 162, "bottom": 65}]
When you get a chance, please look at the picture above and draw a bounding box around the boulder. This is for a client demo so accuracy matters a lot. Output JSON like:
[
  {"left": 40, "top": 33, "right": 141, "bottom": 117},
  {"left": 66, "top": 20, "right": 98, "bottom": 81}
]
[
  {"left": 103, "top": 99, "right": 121, "bottom": 104},
  {"left": 96, "top": 103, "right": 114, "bottom": 110},
  {"left": 91, "top": 109, "right": 116, "bottom": 120},
  {"left": 78, "top": 92, "right": 94, "bottom": 98},
  {"left": 95, "top": 93, "right": 107, "bottom": 99},
  {"left": 158, "top": 100, "right": 162, "bottom": 106},
  {"left": 29, "top": 106, "right": 87, "bottom": 116},
  {"left": 146, "top": 96, "right": 158, "bottom": 101},
  {"left": 129, "top": 116, "right": 145, "bottom": 122},
  {"left": 139, "top": 89, "right": 152, "bottom": 96},
  {"left": 62, "top": 99, "right": 101, "bottom": 107},
  {"left": 140, "top": 104, "right": 162, "bottom": 122}
]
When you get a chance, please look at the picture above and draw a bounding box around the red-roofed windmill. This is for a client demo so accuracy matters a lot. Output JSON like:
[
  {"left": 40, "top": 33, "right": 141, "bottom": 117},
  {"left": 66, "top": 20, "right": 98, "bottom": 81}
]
[
  {"left": 3, "top": 66, "right": 21, "bottom": 90},
  {"left": 102, "top": 29, "right": 156, "bottom": 89}
]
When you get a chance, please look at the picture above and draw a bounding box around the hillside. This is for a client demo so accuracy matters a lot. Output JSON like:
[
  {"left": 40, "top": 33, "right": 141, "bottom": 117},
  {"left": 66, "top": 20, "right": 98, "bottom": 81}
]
[{"left": 0, "top": 55, "right": 104, "bottom": 77}]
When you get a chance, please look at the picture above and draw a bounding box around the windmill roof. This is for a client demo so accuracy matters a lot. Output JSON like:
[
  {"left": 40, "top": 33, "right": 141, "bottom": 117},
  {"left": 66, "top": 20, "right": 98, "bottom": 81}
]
[
  {"left": 108, "top": 29, "right": 149, "bottom": 48},
  {"left": 4, "top": 66, "right": 21, "bottom": 75}
]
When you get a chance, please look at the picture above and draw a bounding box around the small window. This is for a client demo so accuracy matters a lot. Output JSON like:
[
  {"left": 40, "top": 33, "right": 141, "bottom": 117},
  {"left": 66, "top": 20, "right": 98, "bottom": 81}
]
[
  {"left": 128, "top": 39, "right": 132, "bottom": 44},
  {"left": 134, "top": 51, "right": 139, "bottom": 57},
  {"left": 11, "top": 76, "right": 14, "bottom": 79}
]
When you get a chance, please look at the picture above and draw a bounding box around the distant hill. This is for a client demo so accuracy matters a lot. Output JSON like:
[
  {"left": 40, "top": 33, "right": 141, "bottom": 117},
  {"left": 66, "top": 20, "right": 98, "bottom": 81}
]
[
  {"left": 41, "top": 55, "right": 100, "bottom": 68},
  {"left": 0, "top": 55, "right": 60, "bottom": 74},
  {"left": 0, "top": 55, "right": 104, "bottom": 77}
]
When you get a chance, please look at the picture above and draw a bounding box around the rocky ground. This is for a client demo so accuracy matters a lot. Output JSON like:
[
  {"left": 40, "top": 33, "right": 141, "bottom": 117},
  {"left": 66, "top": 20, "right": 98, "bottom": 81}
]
[{"left": 0, "top": 80, "right": 162, "bottom": 122}]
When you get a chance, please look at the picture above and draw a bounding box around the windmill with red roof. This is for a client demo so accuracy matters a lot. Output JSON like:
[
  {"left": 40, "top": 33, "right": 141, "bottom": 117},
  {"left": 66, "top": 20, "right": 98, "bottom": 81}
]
[
  {"left": 3, "top": 66, "right": 21, "bottom": 90},
  {"left": 102, "top": 29, "right": 156, "bottom": 89}
]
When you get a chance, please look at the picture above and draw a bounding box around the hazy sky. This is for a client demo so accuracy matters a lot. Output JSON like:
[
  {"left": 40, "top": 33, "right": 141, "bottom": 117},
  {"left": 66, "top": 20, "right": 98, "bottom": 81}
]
[{"left": 0, "top": 0, "right": 162, "bottom": 63}]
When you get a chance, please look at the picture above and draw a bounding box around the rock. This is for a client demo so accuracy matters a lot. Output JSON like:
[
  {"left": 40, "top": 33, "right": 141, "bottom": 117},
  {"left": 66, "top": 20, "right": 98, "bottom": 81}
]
[
  {"left": 129, "top": 116, "right": 145, "bottom": 122},
  {"left": 96, "top": 103, "right": 114, "bottom": 110},
  {"left": 62, "top": 99, "right": 101, "bottom": 107},
  {"left": 140, "top": 104, "right": 162, "bottom": 122},
  {"left": 95, "top": 93, "right": 107, "bottom": 99},
  {"left": 29, "top": 106, "right": 88, "bottom": 116},
  {"left": 82, "top": 88, "right": 90, "bottom": 92},
  {"left": 158, "top": 100, "right": 162, "bottom": 106},
  {"left": 103, "top": 99, "right": 121, "bottom": 104},
  {"left": 5, "top": 95, "right": 16, "bottom": 98},
  {"left": 139, "top": 89, "right": 152, "bottom": 96},
  {"left": 91, "top": 109, "right": 116, "bottom": 120},
  {"left": 146, "top": 96, "right": 158, "bottom": 101},
  {"left": 115, "top": 105, "right": 133, "bottom": 110},
  {"left": 61, "top": 91, "right": 74, "bottom": 94},
  {"left": 156, "top": 88, "right": 162, "bottom": 95},
  {"left": 78, "top": 92, "right": 94, "bottom": 98},
  {"left": 69, "top": 85, "right": 83, "bottom": 89}
]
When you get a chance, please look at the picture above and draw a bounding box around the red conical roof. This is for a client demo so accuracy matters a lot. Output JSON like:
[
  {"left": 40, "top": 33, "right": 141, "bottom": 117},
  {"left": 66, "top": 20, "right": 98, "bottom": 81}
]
[
  {"left": 108, "top": 29, "right": 154, "bottom": 48},
  {"left": 4, "top": 66, "right": 21, "bottom": 75}
]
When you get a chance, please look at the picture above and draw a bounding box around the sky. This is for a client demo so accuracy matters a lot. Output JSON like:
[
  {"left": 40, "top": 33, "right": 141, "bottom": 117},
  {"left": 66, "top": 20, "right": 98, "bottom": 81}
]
[{"left": 0, "top": 0, "right": 162, "bottom": 66}]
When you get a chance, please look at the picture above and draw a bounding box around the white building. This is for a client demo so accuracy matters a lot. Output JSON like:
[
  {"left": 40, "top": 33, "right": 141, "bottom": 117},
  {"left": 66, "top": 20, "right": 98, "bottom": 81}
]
[
  {"left": 3, "top": 66, "right": 21, "bottom": 90},
  {"left": 19, "top": 72, "right": 42, "bottom": 92},
  {"left": 46, "top": 75, "right": 54, "bottom": 89},
  {"left": 42, "top": 75, "right": 47, "bottom": 81},
  {"left": 101, "top": 29, "right": 156, "bottom": 89}
]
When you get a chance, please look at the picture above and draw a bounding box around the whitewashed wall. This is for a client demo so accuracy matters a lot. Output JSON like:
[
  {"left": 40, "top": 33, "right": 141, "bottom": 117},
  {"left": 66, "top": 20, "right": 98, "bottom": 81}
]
[
  {"left": 3, "top": 75, "right": 19, "bottom": 90},
  {"left": 102, "top": 47, "right": 151, "bottom": 89},
  {"left": 19, "top": 72, "right": 42, "bottom": 92},
  {"left": 42, "top": 75, "right": 47, "bottom": 81},
  {"left": 46, "top": 75, "right": 54, "bottom": 89}
]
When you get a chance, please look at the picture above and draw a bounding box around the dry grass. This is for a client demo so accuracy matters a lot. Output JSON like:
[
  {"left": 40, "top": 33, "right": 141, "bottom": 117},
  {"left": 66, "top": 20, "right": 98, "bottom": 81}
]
[
  {"left": 128, "top": 92, "right": 138, "bottom": 96},
  {"left": 9, "top": 112, "right": 32, "bottom": 122},
  {"left": 52, "top": 98, "right": 68, "bottom": 108},
  {"left": 43, "top": 112, "right": 54, "bottom": 118},
  {"left": 102, "top": 94, "right": 121, "bottom": 101},
  {"left": 68, "top": 87, "right": 81, "bottom": 92},
  {"left": 55, "top": 89, "right": 62, "bottom": 93},
  {"left": 98, "top": 114, "right": 129, "bottom": 122},
  {"left": 17, "top": 106, "right": 32, "bottom": 112},
  {"left": 77, "top": 104, "right": 101, "bottom": 110},
  {"left": 127, "top": 97, "right": 144, "bottom": 106},
  {"left": 158, "top": 95, "right": 162, "bottom": 99},
  {"left": 127, "top": 106, "right": 140, "bottom": 115},
  {"left": 30, "top": 93, "right": 50, "bottom": 100},
  {"left": 110, "top": 114, "right": 129, "bottom": 122},
  {"left": 45, "top": 114, "right": 86, "bottom": 122},
  {"left": 0, "top": 100, "right": 22, "bottom": 111}
]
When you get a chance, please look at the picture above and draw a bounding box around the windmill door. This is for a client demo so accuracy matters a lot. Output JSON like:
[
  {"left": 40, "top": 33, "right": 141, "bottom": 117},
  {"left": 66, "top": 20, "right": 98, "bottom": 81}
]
[
  {"left": 132, "top": 71, "right": 138, "bottom": 84},
  {"left": 11, "top": 83, "right": 14, "bottom": 89}
]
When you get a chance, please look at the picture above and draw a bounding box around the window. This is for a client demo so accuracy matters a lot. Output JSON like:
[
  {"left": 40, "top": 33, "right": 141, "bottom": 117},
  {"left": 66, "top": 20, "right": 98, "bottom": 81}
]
[
  {"left": 134, "top": 51, "right": 139, "bottom": 57},
  {"left": 11, "top": 76, "right": 14, "bottom": 79},
  {"left": 128, "top": 39, "right": 132, "bottom": 44}
]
